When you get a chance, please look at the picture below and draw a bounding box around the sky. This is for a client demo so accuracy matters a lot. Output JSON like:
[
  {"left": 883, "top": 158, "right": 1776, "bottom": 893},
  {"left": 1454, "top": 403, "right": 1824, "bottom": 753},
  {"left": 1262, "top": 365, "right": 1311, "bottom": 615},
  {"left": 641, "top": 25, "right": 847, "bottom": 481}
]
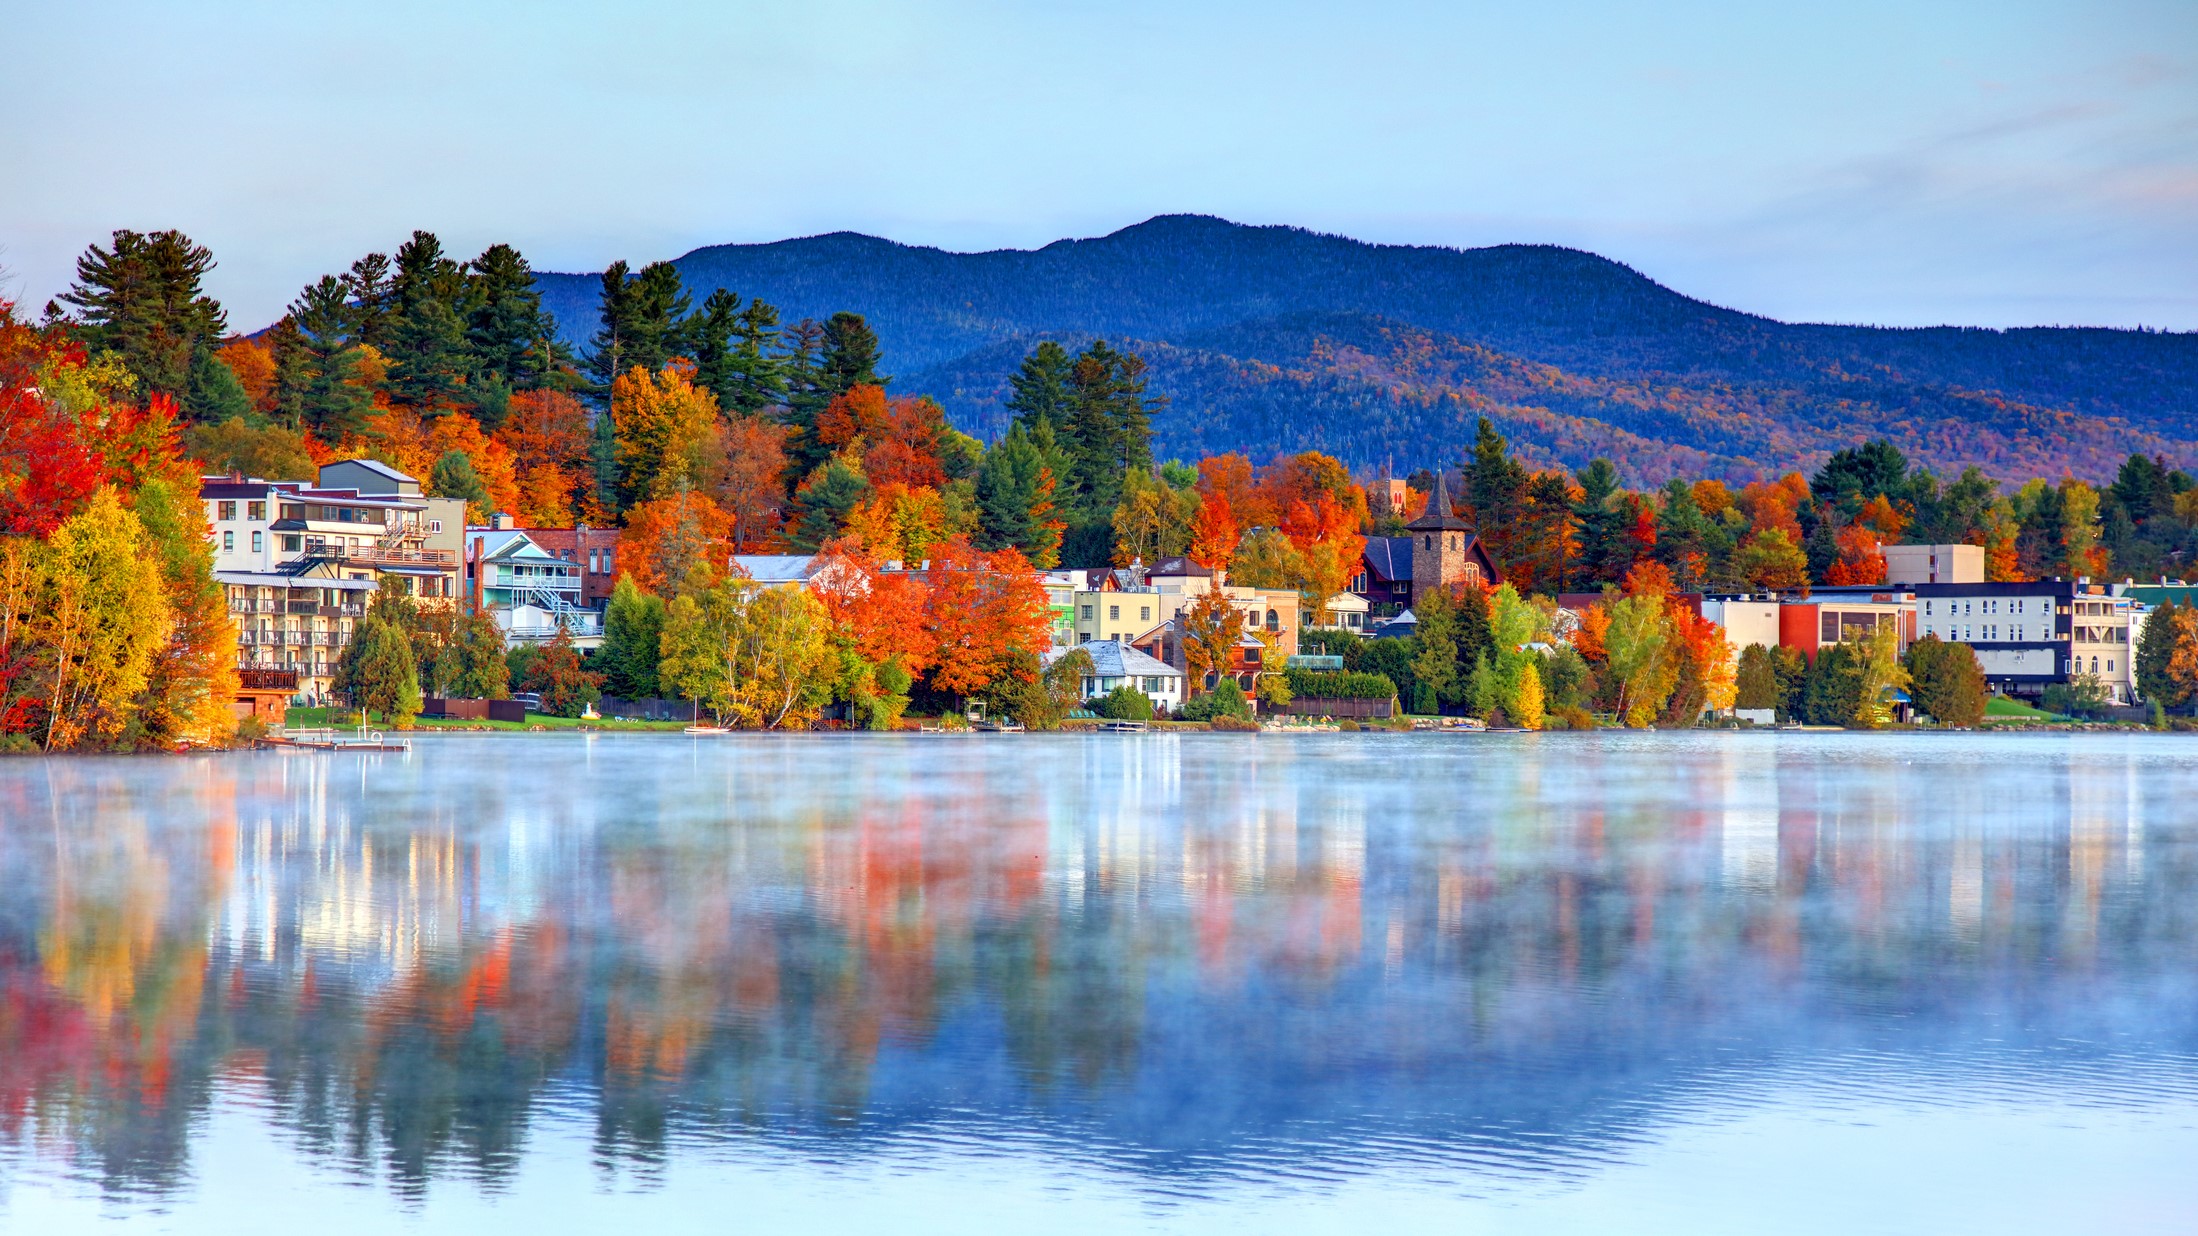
[{"left": 3, "top": 0, "right": 2193, "bottom": 332}]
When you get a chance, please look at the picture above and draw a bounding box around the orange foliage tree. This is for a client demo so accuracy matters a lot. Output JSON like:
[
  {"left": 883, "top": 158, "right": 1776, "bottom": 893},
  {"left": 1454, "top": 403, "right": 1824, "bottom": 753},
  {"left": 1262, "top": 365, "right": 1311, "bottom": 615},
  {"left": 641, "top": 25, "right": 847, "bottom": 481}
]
[
  {"left": 216, "top": 338, "right": 278, "bottom": 414},
  {"left": 619, "top": 488, "right": 732, "bottom": 597},
  {"left": 842, "top": 481, "right": 965, "bottom": 564},
  {"left": 922, "top": 539, "right": 1051, "bottom": 701},
  {"left": 612, "top": 362, "right": 717, "bottom": 503},
  {"left": 1188, "top": 488, "right": 1239, "bottom": 572},
  {"left": 701, "top": 415, "right": 791, "bottom": 552},
  {"left": 496, "top": 389, "right": 592, "bottom": 525},
  {"left": 810, "top": 537, "right": 939, "bottom": 677},
  {"left": 816, "top": 385, "right": 892, "bottom": 453}
]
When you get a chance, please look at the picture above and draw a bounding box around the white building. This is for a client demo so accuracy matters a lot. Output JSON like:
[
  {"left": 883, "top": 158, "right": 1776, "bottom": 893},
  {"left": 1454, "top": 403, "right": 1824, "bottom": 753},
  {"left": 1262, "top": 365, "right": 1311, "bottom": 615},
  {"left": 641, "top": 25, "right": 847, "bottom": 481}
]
[{"left": 1043, "top": 638, "right": 1185, "bottom": 713}]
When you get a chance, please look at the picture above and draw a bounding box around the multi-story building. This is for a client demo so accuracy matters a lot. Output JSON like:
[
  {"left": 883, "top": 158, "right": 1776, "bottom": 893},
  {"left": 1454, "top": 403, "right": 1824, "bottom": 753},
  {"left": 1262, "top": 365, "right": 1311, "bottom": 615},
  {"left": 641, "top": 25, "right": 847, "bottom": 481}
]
[
  {"left": 202, "top": 464, "right": 461, "bottom": 702},
  {"left": 465, "top": 519, "right": 601, "bottom": 646},
  {"left": 522, "top": 525, "right": 624, "bottom": 609},
  {"left": 1815, "top": 580, "right": 2136, "bottom": 703}
]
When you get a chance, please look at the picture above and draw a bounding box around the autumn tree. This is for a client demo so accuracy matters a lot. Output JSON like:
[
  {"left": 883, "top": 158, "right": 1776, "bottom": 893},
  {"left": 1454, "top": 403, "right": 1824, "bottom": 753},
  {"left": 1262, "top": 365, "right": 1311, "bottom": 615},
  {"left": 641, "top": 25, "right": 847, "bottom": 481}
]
[
  {"left": 521, "top": 625, "right": 604, "bottom": 717},
  {"left": 612, "top": 362, "right": 719, "bottom": 504},
  {"left": 700, "top": 414, "right": 791, "bottom": 551},
  {"left": 922, "top": 540, "right": 1050, "bottom": 703},
  {"left": 33, "top": 488, "right": 173, "bottom": 749},
  {"left": 620, "top": 485, "right": 732, "bottom": 597},
  {"left": 186, "top": 417, "right": 317, "bottom": 481},
  {"left": 1180, "top": 586, "right": 1245, "bottom": 694},
  {"left": 496, "top": 388, "right": 594, "bottom": 524}
]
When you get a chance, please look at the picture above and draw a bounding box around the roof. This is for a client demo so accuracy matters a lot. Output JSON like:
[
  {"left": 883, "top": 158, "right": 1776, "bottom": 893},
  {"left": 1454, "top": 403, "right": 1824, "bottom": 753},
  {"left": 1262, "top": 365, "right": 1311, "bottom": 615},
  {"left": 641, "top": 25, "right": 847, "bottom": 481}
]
[
  {"left": 734, "top": 554, "right": 819, "bottom": 584},
  {"left": 1150, "top": 556, "right": 1212, "bottom": 578},
  {"left": 1406, "top": 471, "right": 1471, "bottom": 532},
  {"left": 320, "top": 458, "right": 417, "bottom": 487},
  {"left": 1362, "top": 536, "right": 1413, "bottom": 583},
  {"left": 468, "top": 529, "right": 549, "bottom": 560},
  {"left": 1044, "top": 638, "right": 1183, "bottom": 679}
]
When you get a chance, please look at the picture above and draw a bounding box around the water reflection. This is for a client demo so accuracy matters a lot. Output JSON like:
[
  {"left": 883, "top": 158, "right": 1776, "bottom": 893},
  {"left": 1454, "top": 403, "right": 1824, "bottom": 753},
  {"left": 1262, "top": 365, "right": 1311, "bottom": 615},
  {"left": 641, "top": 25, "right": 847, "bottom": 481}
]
[{"left": 3, "top": 734, "right": 2196, "bottom": 1213}]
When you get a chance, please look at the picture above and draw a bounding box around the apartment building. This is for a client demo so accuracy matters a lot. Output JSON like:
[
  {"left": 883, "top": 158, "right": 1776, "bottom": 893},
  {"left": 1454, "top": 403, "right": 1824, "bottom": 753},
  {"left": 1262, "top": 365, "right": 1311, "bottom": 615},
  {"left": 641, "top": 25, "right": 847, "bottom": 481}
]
[
  {"left": 522, "top": 525, "right": 623, "bottom": 609},
  {"left": 202, "top": 465, "right": 461, "bottom": 702},
  {"left": 1815, "top": 580, "right": 2134, "bottom": 703}
]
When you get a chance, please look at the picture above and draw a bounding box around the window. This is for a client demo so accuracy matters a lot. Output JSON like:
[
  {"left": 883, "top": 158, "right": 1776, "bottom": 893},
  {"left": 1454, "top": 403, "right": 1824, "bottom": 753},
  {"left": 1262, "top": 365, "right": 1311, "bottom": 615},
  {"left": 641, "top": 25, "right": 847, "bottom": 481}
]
[
  {"left": 430, "top": 519, "right": 443, "bottom": 534},
  {"left": 1266, "top": 610, "right": 1279, "bottom": 628},
  {"left": 251, "top": 531, "right": 263, "bottom": 553},
  {"left": 2108, "top": 659, "right": 2116, "bottom": 673},
  {"left": 1422, "top": 535, "right": 1432, "bottom": 550},
  {"left": 1079, "top": 633, "right": 1092, "bottom": 643},
  {"left": 603, "top": 549, "right": 614, "bottom": 574},
  {"left": 248, "top": 501, "right": 265, "bottom": 521},
  {"left": 282, "top": 535, "right": 301, "bottom": 552},
  {"left": 1924, "top": 600, "right": 1932, "bottom": 615},
  {"left": 222, "top": 531, "right": 235, "bottom": 552},
  {"left": 1140, "top": 606, "right": 1151, "bottom": 621},
  {"left": 217, "top": 501, "right": 236, "bottom": 521},
  {"left": 1108, "top": 605, "right": 1119, "bottom": 621}
]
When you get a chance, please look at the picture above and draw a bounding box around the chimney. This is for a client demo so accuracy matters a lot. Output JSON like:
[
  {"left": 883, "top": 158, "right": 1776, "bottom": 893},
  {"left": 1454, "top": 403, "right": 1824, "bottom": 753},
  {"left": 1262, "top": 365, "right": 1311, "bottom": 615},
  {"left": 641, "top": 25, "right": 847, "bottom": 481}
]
[{"left": 491, "top": 512, "right": 513, "bottom": 531}]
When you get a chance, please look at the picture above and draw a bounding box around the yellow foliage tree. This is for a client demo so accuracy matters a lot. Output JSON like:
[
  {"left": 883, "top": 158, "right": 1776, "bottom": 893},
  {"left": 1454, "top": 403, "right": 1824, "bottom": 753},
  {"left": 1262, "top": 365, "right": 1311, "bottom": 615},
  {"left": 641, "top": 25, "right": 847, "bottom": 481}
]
[
  {"left": 613, "top": 363, "right": 718, "bottom": 503},
  {"left": 35, "top": 488, "right": 172, "bottom": 750}
]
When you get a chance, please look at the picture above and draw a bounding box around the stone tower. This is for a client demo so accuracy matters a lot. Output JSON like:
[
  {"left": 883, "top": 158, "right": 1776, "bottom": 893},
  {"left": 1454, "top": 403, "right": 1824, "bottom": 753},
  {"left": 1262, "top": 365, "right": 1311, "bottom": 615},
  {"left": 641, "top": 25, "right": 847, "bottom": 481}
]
[{"left": 1406, "top": 471, "right": 1481, "bottom": 603}]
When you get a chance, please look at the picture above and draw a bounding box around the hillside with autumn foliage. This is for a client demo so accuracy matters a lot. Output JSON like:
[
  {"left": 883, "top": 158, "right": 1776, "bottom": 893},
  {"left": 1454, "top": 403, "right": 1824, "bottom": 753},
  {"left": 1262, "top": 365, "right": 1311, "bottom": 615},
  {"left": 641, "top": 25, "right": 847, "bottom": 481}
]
[{"left": 533, "top": 215, "right": 2198, "bottom": 486}]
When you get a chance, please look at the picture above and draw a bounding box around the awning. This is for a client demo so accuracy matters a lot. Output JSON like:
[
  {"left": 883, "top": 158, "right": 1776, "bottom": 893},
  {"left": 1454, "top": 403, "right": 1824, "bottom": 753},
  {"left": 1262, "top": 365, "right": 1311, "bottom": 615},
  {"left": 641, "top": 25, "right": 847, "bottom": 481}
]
[{"left": 378, "top": 565, "right": 450, "bottom": 577}]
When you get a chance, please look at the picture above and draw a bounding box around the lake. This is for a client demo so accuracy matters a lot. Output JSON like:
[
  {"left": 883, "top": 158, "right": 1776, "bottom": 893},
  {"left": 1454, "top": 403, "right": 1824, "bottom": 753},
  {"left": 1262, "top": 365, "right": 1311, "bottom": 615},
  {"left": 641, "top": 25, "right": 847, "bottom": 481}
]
[{"left": 2, "top": 732, "right": 2195, "bottom": 1234}]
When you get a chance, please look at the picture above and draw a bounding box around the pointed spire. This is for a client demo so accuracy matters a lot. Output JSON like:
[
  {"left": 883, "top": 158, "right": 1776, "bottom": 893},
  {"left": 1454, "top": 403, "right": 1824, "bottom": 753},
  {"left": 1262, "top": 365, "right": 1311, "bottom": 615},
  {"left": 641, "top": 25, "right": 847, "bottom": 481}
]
[{"left": 1406, "top": 468, "right": 1471, "bottom": 532}]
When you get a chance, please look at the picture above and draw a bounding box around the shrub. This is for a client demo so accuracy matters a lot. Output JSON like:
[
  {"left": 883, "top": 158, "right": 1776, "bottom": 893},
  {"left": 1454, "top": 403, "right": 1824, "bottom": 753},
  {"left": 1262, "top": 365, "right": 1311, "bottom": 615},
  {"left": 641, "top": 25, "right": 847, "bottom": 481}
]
[
  {"left": 1181, "top": 679, "right": 1254, "bottom": 722},
  {"left": 1208, "top": 715, "right": 1261, "bottom": 732},
  {"left": 1338, "top": 719, "right": 1360, "bottom": 732},
  {"left": 1095, "top": 686, "right": 1156, "bottom": 721},
  {"left": 1553, "top": 704, "right": 1596, "bottom": 730}
]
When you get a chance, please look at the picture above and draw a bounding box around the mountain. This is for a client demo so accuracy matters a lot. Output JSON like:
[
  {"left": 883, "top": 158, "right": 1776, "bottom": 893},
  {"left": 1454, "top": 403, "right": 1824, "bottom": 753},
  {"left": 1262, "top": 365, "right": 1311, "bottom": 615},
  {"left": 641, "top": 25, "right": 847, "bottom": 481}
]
[{"left": 534, "top": 215, "right": 2198, "bottom": 485}]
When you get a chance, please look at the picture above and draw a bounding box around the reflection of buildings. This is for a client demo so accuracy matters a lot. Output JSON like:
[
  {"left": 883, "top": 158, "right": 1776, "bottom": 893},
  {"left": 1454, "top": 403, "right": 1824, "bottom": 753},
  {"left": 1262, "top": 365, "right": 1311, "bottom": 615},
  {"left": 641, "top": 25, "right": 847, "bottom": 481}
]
[{"left": 3, "top": 737, "right": 2195, "bottom": 1202}]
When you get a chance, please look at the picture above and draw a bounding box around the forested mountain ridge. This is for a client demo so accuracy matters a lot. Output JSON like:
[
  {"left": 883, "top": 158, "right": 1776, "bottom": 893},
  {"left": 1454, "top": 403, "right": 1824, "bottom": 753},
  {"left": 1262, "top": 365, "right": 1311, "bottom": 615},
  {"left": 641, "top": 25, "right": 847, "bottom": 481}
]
[{"left": 534, "top": 215, "right": 2198, "bottom": 485}]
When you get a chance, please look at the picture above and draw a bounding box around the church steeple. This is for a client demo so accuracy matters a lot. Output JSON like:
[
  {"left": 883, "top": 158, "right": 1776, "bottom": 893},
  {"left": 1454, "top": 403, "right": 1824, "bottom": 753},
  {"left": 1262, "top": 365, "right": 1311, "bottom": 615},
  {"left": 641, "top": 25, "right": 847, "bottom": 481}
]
[{"left": 1406, "top": 470, "right": 1471, "bottom": 532}]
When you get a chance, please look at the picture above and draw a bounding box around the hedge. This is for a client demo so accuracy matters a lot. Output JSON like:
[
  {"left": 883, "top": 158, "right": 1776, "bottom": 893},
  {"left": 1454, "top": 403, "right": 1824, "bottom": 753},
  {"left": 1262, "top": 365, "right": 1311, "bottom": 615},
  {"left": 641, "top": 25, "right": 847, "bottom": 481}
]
[{"left": 1282, "top": 668, "right": 1398, "bottom": 700}]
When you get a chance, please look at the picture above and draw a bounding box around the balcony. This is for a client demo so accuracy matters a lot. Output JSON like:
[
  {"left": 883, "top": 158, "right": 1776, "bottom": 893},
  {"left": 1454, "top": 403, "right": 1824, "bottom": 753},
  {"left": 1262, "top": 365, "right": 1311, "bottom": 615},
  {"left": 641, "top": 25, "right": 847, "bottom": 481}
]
[
  {"left": 237, "top": 667, "right": 298, "bottom": 692},
  {"left": 298, "top": 539, "right": 456, "bottom": 570}
]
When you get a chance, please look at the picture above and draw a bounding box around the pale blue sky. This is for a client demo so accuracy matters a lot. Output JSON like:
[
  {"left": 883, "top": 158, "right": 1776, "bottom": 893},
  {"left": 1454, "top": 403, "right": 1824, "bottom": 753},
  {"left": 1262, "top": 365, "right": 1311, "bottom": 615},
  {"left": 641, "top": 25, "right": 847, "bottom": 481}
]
[{"left": 3, "top": 0, "right": 2192, "bottom": 330}]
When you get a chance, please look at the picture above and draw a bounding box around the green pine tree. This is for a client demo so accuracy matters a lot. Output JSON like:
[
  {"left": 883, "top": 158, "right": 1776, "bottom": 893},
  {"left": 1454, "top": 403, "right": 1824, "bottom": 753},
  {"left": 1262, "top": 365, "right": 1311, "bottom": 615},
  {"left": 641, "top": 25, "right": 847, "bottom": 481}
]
[
  {"left": 385, "top": 231, "right": 473, "bottom": 412},
  {"left": 466, "top": 242, "right": 566, "bottom": 397},
  {"left": 184, "top": 346, "right": 252, "bottom": 424},
  {"left": 60, "top": 228, "right": 228, "bottom": 400}
]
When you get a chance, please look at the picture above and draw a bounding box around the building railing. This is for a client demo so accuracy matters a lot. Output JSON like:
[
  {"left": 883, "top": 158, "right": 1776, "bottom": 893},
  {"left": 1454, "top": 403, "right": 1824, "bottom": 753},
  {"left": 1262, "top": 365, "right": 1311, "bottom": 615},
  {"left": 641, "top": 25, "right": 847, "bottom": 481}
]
[
  {"left": 237, "top": 667, "right": 298, "bottom": 691},
  {"left": 506, "top": 615, "right": 603, "bottom": 640},
  {"left": 300, "top": 539, "right": 456, "bottom": 569}
]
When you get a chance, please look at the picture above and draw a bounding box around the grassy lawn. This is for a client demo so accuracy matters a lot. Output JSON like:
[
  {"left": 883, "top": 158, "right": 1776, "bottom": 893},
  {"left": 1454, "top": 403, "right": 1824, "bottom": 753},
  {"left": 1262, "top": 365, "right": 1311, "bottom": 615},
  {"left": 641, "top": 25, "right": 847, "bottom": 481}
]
[
  {"left": 1983, "top": 695, "right": 2067, "bottom": 722},
  {"left": 282, "top": 706, "right": 691, "bottom": 733}
]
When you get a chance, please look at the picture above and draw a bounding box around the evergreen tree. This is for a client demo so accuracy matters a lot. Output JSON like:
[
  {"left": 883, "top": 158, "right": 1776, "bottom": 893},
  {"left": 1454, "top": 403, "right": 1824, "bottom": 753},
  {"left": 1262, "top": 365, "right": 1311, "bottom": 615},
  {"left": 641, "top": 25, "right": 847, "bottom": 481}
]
[
  {"left": 1411, "top": 589, "right": 1461, "bottom": 710},
  {"left": 1800, "top": 645, "right": 1862, "bottom": 726},
  {"left": 688, "top": 289, "right": 789, "bottom": 417},
  {"left": 588, "top": 408, "right": 621, "bottom": 516},
  {"left": 1061, "top": 340, "right": 1159, "bottom": 517},
  {"left": 1006, "top": 340, "right": 1075, "bottom": 434},
  {"left": 787, "top": 458, "right": 872, "bottom": 551},
  {"left": 1655, "top": 477, "right": 1725, "bottom": 591},
  {"left": 819, "top": 311, "right": 885, "bottom": 395},
  {"left": 584, "top": 260, "right": 691, "bottom": 398},
  {"left": 384, "top": 230, "right": 472, "bottom": 412},
  {"left": 779, "top": 317, "right": 828, "bottom": 430},
  {"left": 429, "top": 450, "right": 490, "bottom": 516},
  {"left": 1735, "top": 644, "right": 1780, "bottom": 713},
  {"left": 282, "top": 277, "right": 374, "bottom": 439},
  {"left": 184, "top": 346, "right": 252, "bottom": 424},
  {"left": 60, "top": 229, "right": 228, "bottom": 401},
  {"left": 1454, "top": 582, "right": 1495, "bottom": 673},
  {"left": 1811, "top": 440, "right": 1912, "bottom": 517},
  {"left": 1573, "top": 459, "right": 1626, "bottom": 585},
  {"left": 596, "top": 575, "right": 667, "bottom": 698},
  {"left": 2015, "top": 482, "right": 2068, "bottom": 578},
  {"left": 1903, "top": 635, "right": 1986, "bottom": 726},
  {"left": 975, "top": 426, "right": 1063, "bottom": 566},
  {"left": 466, "top": 243, "right": 566, "bottom": 397},
  {"left": 340, "top": 252, "right": 396, "bottom": 349},
  {"left": 1465, "top": 417, "right": 1527, "bottom": 562}
]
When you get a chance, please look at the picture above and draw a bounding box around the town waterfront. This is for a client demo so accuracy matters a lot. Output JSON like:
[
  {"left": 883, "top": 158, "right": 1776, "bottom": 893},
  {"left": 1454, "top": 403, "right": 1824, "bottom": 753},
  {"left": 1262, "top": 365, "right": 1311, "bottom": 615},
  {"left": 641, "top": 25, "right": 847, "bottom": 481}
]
[{"left": 3, "top": 732, "right": 2195, "bottom": 1233}]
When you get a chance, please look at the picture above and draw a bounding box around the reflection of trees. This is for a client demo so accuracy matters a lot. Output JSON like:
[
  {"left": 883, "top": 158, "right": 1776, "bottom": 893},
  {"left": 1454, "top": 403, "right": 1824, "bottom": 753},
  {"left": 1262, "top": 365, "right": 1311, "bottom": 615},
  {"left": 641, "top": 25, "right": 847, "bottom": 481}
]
[{"left": 3, "top": 736, "right": 2197, "bottom": 1201}]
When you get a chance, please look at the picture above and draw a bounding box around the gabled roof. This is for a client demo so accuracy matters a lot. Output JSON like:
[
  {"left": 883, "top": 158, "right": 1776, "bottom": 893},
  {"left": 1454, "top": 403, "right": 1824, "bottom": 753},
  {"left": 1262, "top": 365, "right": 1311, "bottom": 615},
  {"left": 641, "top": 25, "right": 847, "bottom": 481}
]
[
  {"left": 1044, "top": 638, "right": 1182, "bottom": 679},
  {"left": 1406, "top": 471, "right": 1471, "bottom": 532},
  {"left": 322, "top": 457, "right": 416, "bottom": 486},
  {"left": 1362, "top": 536, "right": 1413, "bottom": 583},
  {"left": 1150, "top": 556, "right": 1212, "bottom": 578},
  {"left": 469, "top": 529, "right": 555, "bottom": 561},
  {"left": 734, "top": 554, "right": 819, "bottom": 584}
]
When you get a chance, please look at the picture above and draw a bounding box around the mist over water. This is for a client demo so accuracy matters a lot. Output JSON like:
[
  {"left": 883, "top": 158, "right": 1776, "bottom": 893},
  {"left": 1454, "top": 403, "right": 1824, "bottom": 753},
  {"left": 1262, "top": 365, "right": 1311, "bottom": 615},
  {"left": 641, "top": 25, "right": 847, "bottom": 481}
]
[{"left": 3, "top": 732, "right": 2195, "bottom": 1233}]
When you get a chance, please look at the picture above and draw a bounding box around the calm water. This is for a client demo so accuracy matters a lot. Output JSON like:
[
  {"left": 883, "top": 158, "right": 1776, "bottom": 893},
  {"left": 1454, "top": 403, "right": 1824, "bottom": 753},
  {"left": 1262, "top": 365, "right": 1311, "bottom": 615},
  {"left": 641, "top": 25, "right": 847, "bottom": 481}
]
[{"left": 2, "top": 732, "right": 2195, "bottom": 1234}]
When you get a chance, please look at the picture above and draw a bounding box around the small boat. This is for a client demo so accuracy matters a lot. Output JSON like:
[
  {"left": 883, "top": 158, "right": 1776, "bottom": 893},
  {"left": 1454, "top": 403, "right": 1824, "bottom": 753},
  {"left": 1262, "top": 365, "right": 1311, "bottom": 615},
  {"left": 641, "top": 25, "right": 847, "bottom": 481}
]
[
  {"left": 1100, "top": 720, "right": 1148, "bottom": 733},
  {"left": 683, "top": 724, "right": 730, "bottom": 735},
  {"left": 974, "top": 720, "right": 1026, "bottom": 733}
]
